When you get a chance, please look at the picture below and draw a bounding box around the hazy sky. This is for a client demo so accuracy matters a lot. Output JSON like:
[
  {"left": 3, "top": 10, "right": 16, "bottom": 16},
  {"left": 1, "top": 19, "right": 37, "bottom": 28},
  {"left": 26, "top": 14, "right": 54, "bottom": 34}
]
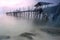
[
  {"left": 37, "top": 0, "right": 60, "bottom": 3},
  {"left": 0, "top": 0, "right": 36, "bottom": 8},
  {"left": 0, "top": 0, "right": 60, "bottom": 14},
  {"left": 0, "top": 0, "right": 60, "bottom": 8}
]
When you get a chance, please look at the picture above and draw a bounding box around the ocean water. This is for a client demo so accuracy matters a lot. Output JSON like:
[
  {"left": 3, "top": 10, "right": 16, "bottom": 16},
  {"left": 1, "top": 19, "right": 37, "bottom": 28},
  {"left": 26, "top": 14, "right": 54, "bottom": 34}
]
[{"left": 0, "top": 14, "right": 60, "bottom": 40}]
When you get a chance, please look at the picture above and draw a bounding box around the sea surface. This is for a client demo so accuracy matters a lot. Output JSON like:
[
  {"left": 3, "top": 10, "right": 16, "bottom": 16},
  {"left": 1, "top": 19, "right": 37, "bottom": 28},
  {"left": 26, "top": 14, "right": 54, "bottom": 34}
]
[{"left": 0, "top": 14, "right": 60, "bottom": 40}]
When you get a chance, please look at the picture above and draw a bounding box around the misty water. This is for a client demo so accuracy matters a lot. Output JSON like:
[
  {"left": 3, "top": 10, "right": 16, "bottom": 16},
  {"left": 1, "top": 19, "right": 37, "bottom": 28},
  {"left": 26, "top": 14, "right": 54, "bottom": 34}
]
[{"left": 0, "top": 14, "right": 60, "bottom": 40}]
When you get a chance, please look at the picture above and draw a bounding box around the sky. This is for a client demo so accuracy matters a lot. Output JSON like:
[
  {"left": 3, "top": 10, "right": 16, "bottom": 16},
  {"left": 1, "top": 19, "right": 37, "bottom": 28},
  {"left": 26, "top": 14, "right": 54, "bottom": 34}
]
[
  {"left": 0, "top": 0, "right": 36, "bottom": 8},
  {"left": 0, "top": 0, "right": 60, "bottom": 14},
  {"left": 37, "top": 0, "right": 60, "bottom": 3},
  {"left": 0, "top": 0, "right": 60, "bottom": 8}
]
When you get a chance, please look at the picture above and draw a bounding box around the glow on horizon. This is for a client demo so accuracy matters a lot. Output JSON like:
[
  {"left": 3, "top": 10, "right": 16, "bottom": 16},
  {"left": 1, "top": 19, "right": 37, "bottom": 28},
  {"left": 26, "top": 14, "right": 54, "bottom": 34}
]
[{"left": 0, "top": 0, "right": 36, "bottom": 8}]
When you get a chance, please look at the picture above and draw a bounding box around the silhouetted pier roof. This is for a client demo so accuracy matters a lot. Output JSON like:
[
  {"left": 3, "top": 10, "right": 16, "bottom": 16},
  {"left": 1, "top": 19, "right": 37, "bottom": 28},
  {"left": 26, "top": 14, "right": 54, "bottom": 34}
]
[{"left": 35, "top": 2, "right": 53, "bottom": 7}]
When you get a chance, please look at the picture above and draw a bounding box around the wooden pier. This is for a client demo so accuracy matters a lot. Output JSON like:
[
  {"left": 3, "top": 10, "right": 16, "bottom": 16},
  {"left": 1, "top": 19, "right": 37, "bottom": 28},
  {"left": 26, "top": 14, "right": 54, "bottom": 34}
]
[
  {"left": 6, "top": 10, "right": 38, "bottom": 19},
  {"left": 6, "top": 2, "right": 52, "bottom": 21}
]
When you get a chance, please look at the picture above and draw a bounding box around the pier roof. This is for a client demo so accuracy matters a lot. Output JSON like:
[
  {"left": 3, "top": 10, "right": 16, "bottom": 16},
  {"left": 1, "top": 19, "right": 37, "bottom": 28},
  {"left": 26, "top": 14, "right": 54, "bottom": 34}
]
[{"left": 35, "top": 2, "right": 53, "bottom": 7}]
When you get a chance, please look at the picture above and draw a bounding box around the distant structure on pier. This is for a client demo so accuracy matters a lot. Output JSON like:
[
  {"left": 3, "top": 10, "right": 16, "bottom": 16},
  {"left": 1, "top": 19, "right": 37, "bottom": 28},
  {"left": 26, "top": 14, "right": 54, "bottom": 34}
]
[{"left": 34, "top": 2, "right": 52, "bottom": 21}]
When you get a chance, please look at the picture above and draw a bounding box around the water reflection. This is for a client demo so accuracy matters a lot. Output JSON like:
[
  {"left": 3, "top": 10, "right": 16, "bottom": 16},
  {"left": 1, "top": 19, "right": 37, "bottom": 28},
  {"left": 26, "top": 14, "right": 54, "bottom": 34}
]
[{"left": 0, "top": 14, "right": 60, "bottom": 40}]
